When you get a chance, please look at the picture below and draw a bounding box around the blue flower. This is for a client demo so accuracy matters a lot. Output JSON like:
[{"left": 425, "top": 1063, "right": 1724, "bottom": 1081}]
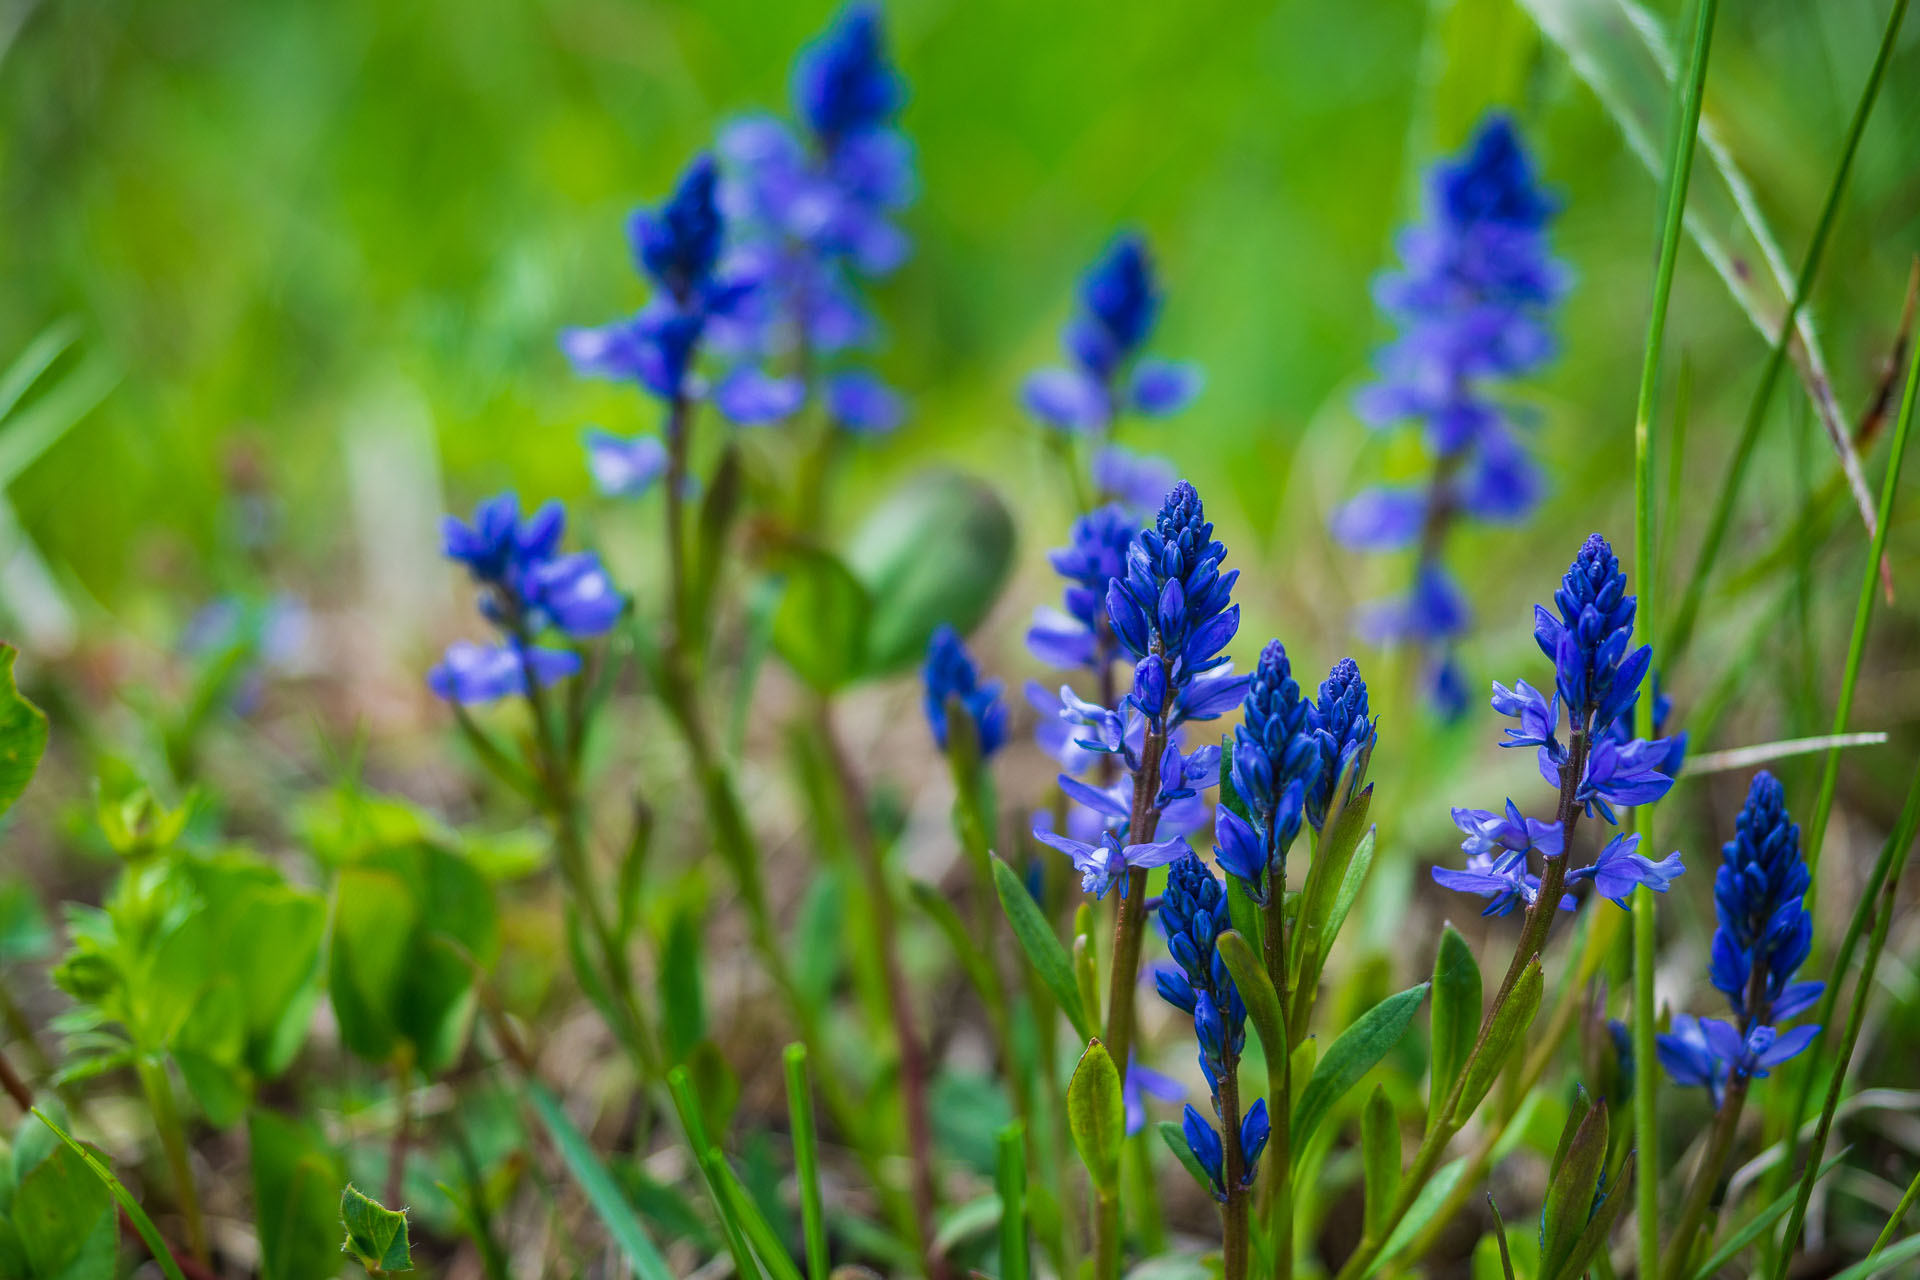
[
  {"left": 630, "top": 153, "right": 725, "bottom": 303},
  {"left": 1091, "top": 444, "right": 1178, "bottom": 519},
  {"left": 1307, "top": 657, "right": 1377, "bottom": 828},
  {"left": 1659, "top": 773, "right": 1822, "bottom": 1106},
  {"left": 793, "top": 3, "right": 905, "bottom": 143},
  {"left": 1535, "top": 533, "right": 1647, "bottom": 730},
  {"left": 1027, "top": 504, "right": 1138, "bottom": 672},
  {"left": 584, "top": 430, "right": 669, "bottom": 498},
  {"left": 1030, "top": 826, "right": 1189, "bottom": 900},
  {"left": 1222, "top": 640, "right": 1319, "bottom": 901},
  {"left": 922, "top": 625, "right": 1007, "bottom": 756},
  {"left": 1603, "top": 671, "right": 1688, "bottom": 778},
  {"left": 825, "top": 369, "right": 906, "bottom": 433},
  {"left": 1022, "top": 233, "right": 1202, "bottom": 435},
  {"left": 443, "top": 494, "right": 564, "bottom": 587},
  {"left": 1451, "top": 799, "right": 1563, "bottom": 862},
  {"left": 1124, "top": 1058, "right": 1185, "bottom": 1137},
  {"left": 1337, "top": 113, "right": 1567, "bottom": 716},
  {"left": 1567, "top": 832, "right": 1687, "bottom": 907},
  {"left": 1430, "top": 848, "right": 1574, "bottom": 918},
  {"left": 1181, "top": 1101, "right": 1269, "bottom": 1203},
  {"left": 522, "top": 552, "right": 624, "bottom": 639},
  {"left": 428, "top": 641, "right": 580, "bottom": 705}
]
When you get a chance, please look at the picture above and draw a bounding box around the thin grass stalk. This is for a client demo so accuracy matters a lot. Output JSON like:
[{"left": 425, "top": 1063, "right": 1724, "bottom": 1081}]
[
  {"left": 1768, "top": 757, "right": 1920, "bottom": 1277},
  {"left": 784, "top": 1045, "right": 830, "bottom": 1280},
  {"left": 1868, "top": 1163, "right": 1920, "bottom": 1257},
  {"left": 1630, "top": 1, "right": 1718, "bottom": 1268},
  {"left": 1665, "top": 0, "right": 1910, "bottom": 666},
  {"left": 1803, "top": 330, "right": 1920, "bottom": 877},
  {"left": 998, "top": 1121, "right": 1031, "bottom": 1280}
]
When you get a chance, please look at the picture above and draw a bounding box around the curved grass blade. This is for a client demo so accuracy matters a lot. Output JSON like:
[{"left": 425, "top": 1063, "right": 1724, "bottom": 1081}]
[
  {"left": 1686, "top": 1148, "right": 1847, "bottom": 1280},
  {"left": 524, "top": 1083, "right": 674, "bottom": 1280},
  {"left": 31, "top": 1108, "right": 189, "bottom": 1280},
  {"left": 783, "top": 1045, "right": 829, "bottom": 1280}
]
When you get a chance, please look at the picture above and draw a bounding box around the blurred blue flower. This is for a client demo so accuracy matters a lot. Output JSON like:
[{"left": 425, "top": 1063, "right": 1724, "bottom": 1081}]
[
  {"left": 1022, "top": 233, "right": 1202, "bottom": 435},
  {"left": 1124, "top": 1059, "right": 1185, "bottom": 1137},
  {"left": 584, "top": 430, "right": 668, "bottom": 498},
  {"left": 922, "top": 624, "right": 1007, "bottom": 756},
  {"left": 1091, "top": 444, "right": 1178, "bottom": 518},
  {"left": 1335, "top": 113, "right": 1567, "bottom": 715},
  {"left": 428, "top": 640, "right": 580, "bottom": 705},
  {"left": 1028, "top": 503, "right": 1138, "bottom": 672}
]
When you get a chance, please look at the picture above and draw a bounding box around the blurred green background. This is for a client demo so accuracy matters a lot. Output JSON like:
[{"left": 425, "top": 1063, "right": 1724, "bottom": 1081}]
[{"left": 0, "top": 0, "right": 1917, "bottom": 765}]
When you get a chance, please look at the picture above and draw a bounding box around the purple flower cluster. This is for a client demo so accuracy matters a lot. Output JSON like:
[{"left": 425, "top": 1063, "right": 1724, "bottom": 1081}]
[
  {"left": 1031, "top": 481, "right": 1244, "bottom": 898},
  {"left": 1157, "top": 853, "right": 1270, "bottom": 1202},
  {"left": 1658, "top": 773, "right": 1822, "bottom": 1107},
  {"left": 1022, "top": 234, "right": 1202, "bottom": 515},
  {"left": 713, "top": 3, "right": 913, "bottom": 435},
  {"left": 1214, "top": 642, "right": 1377, "bottom": 905},
  {"left": 1432, "top": 534, "right": 1683, "bottom": 916},
  {"left": 1333, "top": 114, "right": 1568, "bottom": 715},
  {"left": 922, "top": 625, "right": 1007, "bottom": 756},
  {"left": 429, "top": 494, "right": 623, "bottom": 703}
]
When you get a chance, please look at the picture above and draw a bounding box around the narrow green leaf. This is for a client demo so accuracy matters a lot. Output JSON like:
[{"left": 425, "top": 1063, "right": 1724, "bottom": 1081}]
[
  {"left": 1827, "top": 1232, "right": 1920, "bottom": 1280},
  {"left": 690, "top": 443, "right": 744, "bottom": 638},
  {"left": 1540, "top": 1100, "right": 1608, "bottom": 1278},
  {"left": 666, "top": 1068, "right": 758, "bottom": 1277},
  {"left": 1292, "top": 982, "right": 1428, "bottom": 1163},
  {"left": 1453, "top": 960, "right": 1542, "bottom": 1124},
  {"left": 1551, "top": 1151, "right": 1633, "bottom": 1280},
  {"left": 1686, "top": 1149, "right": 1847, "bottom": 1280},
  {"left": 659, "top": 900, "right": 706, "bottom": 1064},
  {"left": 0, "top": 645, "right": 47, "bottom": 819},
  {"left": 1217, "top": 931, "right": 1286, "bottom": 1066},
  {"left": 783, "top": 1045, "right": 830, "bottom": 1280},
  {"left": 0, "top": 351, "right": 117, "bottom": 489},
  {"left": 1375, "top": 1156, "right": 1467, "bottom": 1273},
  {"left": 340, "top": 1184, "right": 413, "bottom": 1275},
  {"left": 1067, "top": 1040, "right": 1125, "bottom": 1194},
  {"left": 1157, "top": 1120, "right": 1212, "bottom": 1195},
  {"left": 1486, "top": 1194, "right": 1516, "bottom": 1280},
  {"left": 997, "top": 1121, "right": 1030, "bottom": 1280},
  {"left": 32, "top": 1108, "right": 186, "bottom": 1280},
  {"left": 710, "top": 1149, "right": 805, "bottom": 1280},
  {"left": 909, "top": 879, "right": 1000, "bottom": 1012},
  {"left": 1291, "top": 786, "right": 1373, "bottom": 974},
  {"left": 524, "top": 1083, "right": 673, "bottom": 1280},
  {"left": 1361, "top": 1085, "right": 1400, "bottom": 1243},
  {"left": 0, "top": 319, "right": 79, "bottom": 424},
  {"left": 1427, "top": 925, "right": 1481, "bottom": 1132},
  {"left": 992, "top": 856, "right": 1091, "bottom": 1038}
]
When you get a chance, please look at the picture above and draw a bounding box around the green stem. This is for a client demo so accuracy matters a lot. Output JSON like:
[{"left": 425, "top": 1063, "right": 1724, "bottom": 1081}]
[
  {"left": 1660, "top": 1078, "right": 1748, "bottom": 1279},
  {"left": 1629, "top": 2, "right": 1717, "bottom": 1260},
  {"left": 1218, "top": 1067, "right": 1250, "bottom": 1280},
  {"left": 1869, "top": 1163, "right": 1920, "bottom": 1258},
  {"left": 785, "top": 1045, "right": 831, "bottom": 1280},
  {"left": 136, "top": 1057, "right": 206, "bottom": 1263},
  {"left": 1665, "top": 0, "right": 1907, "bottom": 667},
  {"left": 1260, "top": 871, "right": 1294, "bottom": 1280}
]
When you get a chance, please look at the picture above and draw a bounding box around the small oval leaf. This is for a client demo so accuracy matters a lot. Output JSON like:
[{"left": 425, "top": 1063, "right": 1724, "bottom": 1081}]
[{"left": 1067, "top": 1040, "right": 1125, "bottom": 1194}]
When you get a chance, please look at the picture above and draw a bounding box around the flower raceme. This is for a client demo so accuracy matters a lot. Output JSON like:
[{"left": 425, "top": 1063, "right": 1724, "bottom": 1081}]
[
  {"left": 1658, "top": 772, "right": 1823, "bottom": 1106},
  {"left": 429, "top": 493, "right": 623, "bottom": 704},
  {"left": 1432, "top": 533, "right": 1683, "bottom": 916},
  {"left": 921, "top": 625, "right": 1007, "bottom": 757},
  {"left": 1334, "top": 113, "right": 1568, "bottom": 715}
]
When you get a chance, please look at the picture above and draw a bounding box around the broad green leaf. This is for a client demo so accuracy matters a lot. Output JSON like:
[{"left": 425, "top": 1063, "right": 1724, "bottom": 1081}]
[
  {"left": 992, "top": 856, "right": 1091, "bottom": 1038},
  {"left": 1361, "top": 1085, "right": 1399, "bottom": 1243},
  {"left": 659, "top": 900, "right": 705, "bottom": 1064},
  {"left": 1427, "top": 925, "right": 1481, "bottom": 1131},
  {"left": 250, "top": 1109, "right": 345, "bottom": 1280},
  {"left": 1453, "top": 961, "right": 1542, "bottom": 1125},
  {"left": 0, "top": 647, "right": 46, "bottom": 820},
  {"left": 1291, "top": 982, "right": 1428, "bottom": 1164},
  {"left": 526, "top": 1083, "right": 673, "bottom": 1280},
  {"left": 340, "top": 1184, "right": 412, "bottom": 1275},
  {"left": 29, "top": 1110, "right": 183, "bottom": 1280},
  {"left": 844, "top": 470, "right": 1016, "bottom": 675},
  {"left": 769, "top": 541, "right": 871, "bottom": 693},
  {"left": 1157, "top": 1119, "right": 1213, "bottom": 1196},
  {"left": 12, "top": 1141, "right": 113, "bottom": 1280},
  {"left": 1539, "top": 1099, "right": 1607, "bottom": 1278},
  {"left": 327, "top": 868, "right": 417, "bottom": 1065},
  {"left": 1217, "top": 931, "right": 1285, "bottom": 1067},
  {"left": 1066, "top": 1040, "right": 1124, "bottom": 1194}
]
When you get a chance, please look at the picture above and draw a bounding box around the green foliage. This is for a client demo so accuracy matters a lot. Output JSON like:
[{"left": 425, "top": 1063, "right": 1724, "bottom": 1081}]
[
  {"left": 1453, "top": 960, "right": 1542, "bottom": 1125},
  {"left": 1066, "top": 1040, "right": 1124, "bottom": 1195},
  {"left": 1360, "top": 1085, "right": 1399, "bottom": 1242},
  {"left": 340, "top": 1184, "right": 413, "bottom": 1276},
  {"left": 1291, "top": 982, "right": 1428, "bottom": 1164},
  {"left": 769, "top": 540, "right": 873, "bottom": 694},
  {"left": 327, "top": 840, "right": 499, "bottom": 1075},
  {"left": 251, "top": 1110, "right": 347, "bottom": 1280},
  {"left": 28, "top": 1108, "right": 183, "bottom": 1280},
  {"left": 1427, "top": 925, "right": 1481, "bottom": 1131},
  {"left": 0, "top": 647, "right": 46, "bottom": 820},
  {"left": 993, "top": 855, "right": 1092, "bottom": 1038},
  {"left": 526, "top": 1083, "right": 674, "bottom": 1280}
]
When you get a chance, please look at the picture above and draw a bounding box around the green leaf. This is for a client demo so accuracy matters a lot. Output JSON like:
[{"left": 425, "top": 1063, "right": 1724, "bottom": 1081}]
[
  {"left": 12, "top": 1141, "right": 113, "bottom": 1280},
  {"left": 909, "top": 880, "right": 999, "bottom": 1013},
  {"left": 783, "top": 1045, "right": 829, "bottom": 1280},
  {"left": 997, "top": 1121, "right": 1029, "bottom": 1280},
  {"left": 689, "top": 443, "right": 744, "bottom": 639},
  {"left": 1685, "top": 1149, "right": 1848, "bottom": 1280},
  {"left": 1485, "top": 1194, "right": 1517, "bottom": 1280},
  {"left": 0, "top": 877, "right": 51, "bottom": 964},
  {"left": 1453, "top": 960, "right": 1542, "bottom": 1124},
  {"left": 1157, "top": 1120, "right": 1213, "bottom": 1195},
  {"left": 1539, "top": 1099, "right": 1608, "bottom": 1279},
  {"left": 0, "top": 646, "right": 47, "bottom": 820},
  {"left": 526, "top": 1083, "right": 673, "bottom": 1280},
  {"left": 1551, "top": 1150, "right": 1633, "bottom": 1280},
  {"left": 250, "top": 1109, "right": 346, "bottom": 1280},
  {"left": 1427, "top": 925, "right": 1481, "bottom": 1132},
  {"left": 770, "top": 541, "right": 872, "bottom": 693},
  {"left": 1291, "top": 982, "right": 1428, "bottom": 1164},
  {"left": 1066, "top": 1040, "right": 1125, "bottom": 1194},
  {"left": 1376, "top": 1155, "right": 1467, "bottom": 1273},
  {"left": 1216, "top": 931, "right": 1286, "bottom": 1066},
  {"left": 1827, "top": 1229, "right": 1920, "bottom": 1280},
  {"left": 30, "top": 1109, "right": 184, "bottom": 1280},
  {"left": 844, "top": 470, "right": 1016, "bottom": 675},
  {"left": 992, "top": 856, "right": 1091, "bottom": 1038},
  {"left": 1361, "top": 1085, "right": 1399, "bottom": 1243},
  {"left": 658, "top": 900, "right": 706, "bottom": 1064},
  {"left": 340, "top": 1184, "right": 413, "bottom": 1275}
]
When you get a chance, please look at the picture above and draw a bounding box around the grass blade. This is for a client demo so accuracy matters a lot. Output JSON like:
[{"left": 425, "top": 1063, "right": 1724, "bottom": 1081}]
[
  {"left": 1769, "top": 755, "right": 1920, "bottom": 1278},
  {"left": 1868, "top": 1160, "right": 1920, "bottom": 1257},
  {"left": 784, "top": 1045, "right": 829, "bottom": 1280},
  {"left": 711, "top": 1148, "right": 804, "bottom": 1280},
  {"left": 1663, "top": 0, "right": 1910, "bottom": 665},
  {"left": 1682, "top": 732, "right": 1889, "bottom": 778},
  {"left": 525, "top": 1082, "right": 674, "bottom": 1280},
  {"left": 997, "top": 1121, "right": 1030, "bottom": 1280},
  {"left": 668, "top": 1066, "right": 761, "bottom": 1277},
  {"left": 1685, "top": 1148, "right": 1847, "bottom": 1280},
  {"left": 0, "top": 319, "right": 79, "bottom": 424},
  {"left": 31, "top": 1108, "right": 189, "bottom": 1280},
  {"left": 1805, "top": 335, "right": 1920, "bottom": 876}
]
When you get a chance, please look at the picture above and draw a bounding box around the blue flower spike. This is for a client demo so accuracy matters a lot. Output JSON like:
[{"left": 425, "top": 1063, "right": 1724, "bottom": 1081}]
[{"left": 922, "top": 624, "right": 1007, "bottom": 757}]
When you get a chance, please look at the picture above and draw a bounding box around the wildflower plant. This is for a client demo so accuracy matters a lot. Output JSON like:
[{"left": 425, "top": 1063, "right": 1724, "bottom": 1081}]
[{"left": 1334, "top": 114, "right": 1568, "bottom": 715}]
